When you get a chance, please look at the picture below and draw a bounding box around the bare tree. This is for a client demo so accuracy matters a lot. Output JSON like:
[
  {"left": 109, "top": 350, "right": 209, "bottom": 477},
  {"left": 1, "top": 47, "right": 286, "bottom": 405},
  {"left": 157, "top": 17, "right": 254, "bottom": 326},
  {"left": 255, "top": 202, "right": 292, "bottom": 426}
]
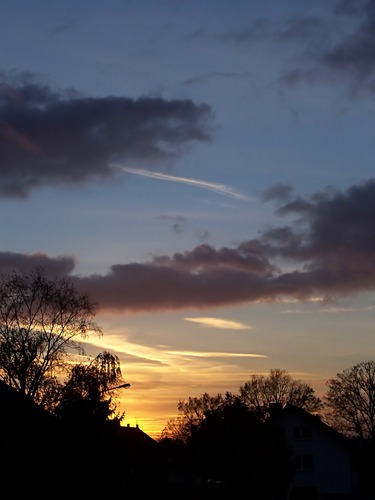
[
  {"left": 324, "top": 360, "right": 375, "bottom": 441},
  {"left": 160, "top": 392, "right": 234, "bottom": 442},
  {"left": 0, "top": 268, "right": 102, "bottom": 404},
  {"left": 238, "top": 368, "right": 322, "bottom": 418},
  {"left": 161, "top": 369, "right": 322, "bottom": 441}
]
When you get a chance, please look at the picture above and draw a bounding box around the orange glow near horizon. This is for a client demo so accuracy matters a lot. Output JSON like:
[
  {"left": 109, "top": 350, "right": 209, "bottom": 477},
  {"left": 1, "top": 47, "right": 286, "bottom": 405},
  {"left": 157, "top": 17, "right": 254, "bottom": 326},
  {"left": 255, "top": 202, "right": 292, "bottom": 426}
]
[
  {"left": 119, "top": 378, "right": 329, "bottom": 439},
  {"left": 85, "top": 330, "right": 273, "bottom": 438},
  {"left": 85, "top": 314, "right": 338, "bottom": 439}
]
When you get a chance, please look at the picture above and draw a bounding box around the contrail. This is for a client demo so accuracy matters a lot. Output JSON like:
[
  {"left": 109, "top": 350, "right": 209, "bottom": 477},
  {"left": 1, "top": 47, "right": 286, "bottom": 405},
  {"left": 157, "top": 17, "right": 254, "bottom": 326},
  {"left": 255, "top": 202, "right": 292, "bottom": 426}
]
[{"left": 112, "top": 164, "right": 250, "bottom": 201}]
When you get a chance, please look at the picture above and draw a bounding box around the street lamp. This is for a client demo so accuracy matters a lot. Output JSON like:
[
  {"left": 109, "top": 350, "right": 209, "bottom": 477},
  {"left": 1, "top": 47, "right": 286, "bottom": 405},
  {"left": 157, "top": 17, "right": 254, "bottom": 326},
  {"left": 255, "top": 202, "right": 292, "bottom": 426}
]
[
  {"left": 114, "top": 383, "right": 131, "bottom": 390},
  {"left": 104, "top": 383, "right": 131, "bottom": 392}
]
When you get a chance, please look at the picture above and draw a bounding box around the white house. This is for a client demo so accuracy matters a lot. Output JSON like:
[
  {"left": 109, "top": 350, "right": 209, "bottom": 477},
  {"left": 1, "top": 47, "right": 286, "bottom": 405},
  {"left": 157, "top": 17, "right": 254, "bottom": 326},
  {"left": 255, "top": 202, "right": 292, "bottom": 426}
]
[{"left": 271, "top": 403, "right": 359, "bottom": 500}]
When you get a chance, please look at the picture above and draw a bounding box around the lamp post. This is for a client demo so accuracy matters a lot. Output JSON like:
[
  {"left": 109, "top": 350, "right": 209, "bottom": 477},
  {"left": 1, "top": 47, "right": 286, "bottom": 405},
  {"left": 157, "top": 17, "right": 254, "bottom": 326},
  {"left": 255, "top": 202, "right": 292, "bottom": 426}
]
[{"left": 104, "top": 383, "right": 131, "bottom": 392}]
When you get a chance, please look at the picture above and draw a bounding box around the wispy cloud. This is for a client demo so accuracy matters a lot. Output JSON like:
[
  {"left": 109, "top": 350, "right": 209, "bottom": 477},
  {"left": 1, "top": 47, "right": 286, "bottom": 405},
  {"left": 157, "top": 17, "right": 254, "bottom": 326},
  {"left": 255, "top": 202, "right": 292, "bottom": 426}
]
[
  {"left": 166, "top": 350, "right": 267, "bottom": 358},
  {"left": 113, "top": 165, "right": 250, "bottom": 201},
  {"left": 184, "top": 317, "right": 252, "bottom": 330},
  {"left": 87, "top": 333, "right": 168, "bottom": 365},
  {"left": 278, "top": 1, "right": 375, "bottom": 98},
  {"left": 85, "top": 333, "right": 267, "bottom": 366},
  {"left": 86, "top": 333, "right": 268, "bottom": 437}
]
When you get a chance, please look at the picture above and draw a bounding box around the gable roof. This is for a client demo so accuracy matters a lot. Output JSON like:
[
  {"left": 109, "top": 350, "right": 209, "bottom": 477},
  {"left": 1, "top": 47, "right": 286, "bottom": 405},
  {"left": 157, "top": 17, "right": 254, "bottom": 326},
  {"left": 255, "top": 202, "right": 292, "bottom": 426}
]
[
  {"left": 118, "top": 423, "right": 158, "bottom": 448},
  {"left": 273, "top": 403, "right": 354, "bottom": 449}
]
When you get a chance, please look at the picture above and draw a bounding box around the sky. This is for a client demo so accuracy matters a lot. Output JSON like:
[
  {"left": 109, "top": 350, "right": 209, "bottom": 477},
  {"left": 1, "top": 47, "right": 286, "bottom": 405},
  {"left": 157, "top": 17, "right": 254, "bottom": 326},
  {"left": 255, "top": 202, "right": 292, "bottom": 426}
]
[{"left": 1, "top": 0, "right": 375, "bottom": 437}]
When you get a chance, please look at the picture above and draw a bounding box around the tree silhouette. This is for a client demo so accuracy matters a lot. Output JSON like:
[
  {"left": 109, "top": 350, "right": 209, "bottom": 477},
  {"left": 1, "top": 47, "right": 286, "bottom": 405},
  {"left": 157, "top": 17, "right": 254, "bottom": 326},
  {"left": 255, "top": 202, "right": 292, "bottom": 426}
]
[
  {"left": 0, "top": 268, "right": 101, "bottom": 405},
  {"left": 325, "top": 360, "right": 375, "bottom": 441},
  {"left": 161, "top": 392, "right": 235, "bottom": 442},
  {"left": 54, "top": 351, "right": 126, "bottom": 423},
  {"left": 239, "top": 368, "right": 322, "bottom": 419},
  {"left": 187, "top": 397, "right": 292, "bottom": 498},
  {"left": 162, "top": 369, "right": 322, "bottom": 442}
]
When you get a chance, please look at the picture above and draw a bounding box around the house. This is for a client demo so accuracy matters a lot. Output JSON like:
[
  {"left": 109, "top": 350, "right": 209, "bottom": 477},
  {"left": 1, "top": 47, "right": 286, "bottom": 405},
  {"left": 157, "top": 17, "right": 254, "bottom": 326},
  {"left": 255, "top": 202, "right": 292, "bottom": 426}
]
[
  {"left": 271, "top": 403, "right": 360, "bottom": 500},
  {"left": 80, "top": 420, "right": 162, "bottom": 496},
  {"left": 0, "top": 381, "right": 160, "bottom": 496},
  {"left": 0, "top": 380, "right": 64, "bottom": 495}
]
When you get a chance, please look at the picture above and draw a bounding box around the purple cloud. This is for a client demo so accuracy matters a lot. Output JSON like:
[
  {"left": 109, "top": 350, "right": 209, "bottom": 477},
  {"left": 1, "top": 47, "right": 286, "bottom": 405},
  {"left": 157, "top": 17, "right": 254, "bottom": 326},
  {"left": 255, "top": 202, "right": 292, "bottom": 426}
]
[{"left": 2, "top": 179, "right": 375, "bottom": 313}]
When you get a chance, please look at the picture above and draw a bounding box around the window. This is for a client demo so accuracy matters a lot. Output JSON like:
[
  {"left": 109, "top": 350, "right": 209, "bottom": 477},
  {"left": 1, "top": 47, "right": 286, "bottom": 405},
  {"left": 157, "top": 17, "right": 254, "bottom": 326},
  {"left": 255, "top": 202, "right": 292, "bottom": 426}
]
[
  {"left": 293, "top": 425, "right": 312, "bottom": 440},
  {"left": 295, "top": 455, "right": 314, "bottom": 471}
]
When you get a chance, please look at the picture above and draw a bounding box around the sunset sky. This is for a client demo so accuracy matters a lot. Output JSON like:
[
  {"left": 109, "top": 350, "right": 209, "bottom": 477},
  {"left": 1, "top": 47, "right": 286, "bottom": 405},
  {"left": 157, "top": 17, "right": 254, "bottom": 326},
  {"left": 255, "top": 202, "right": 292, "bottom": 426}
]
[{"left": 2, "top": 0, "right": 375, "bottom": 437}]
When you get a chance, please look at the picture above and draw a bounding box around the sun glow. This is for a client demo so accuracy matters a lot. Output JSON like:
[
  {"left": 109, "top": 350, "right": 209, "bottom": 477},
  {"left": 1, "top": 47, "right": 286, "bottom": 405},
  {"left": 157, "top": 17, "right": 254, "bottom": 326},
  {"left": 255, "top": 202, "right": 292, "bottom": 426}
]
[{"left": 84, "top": 332, "right": 269, "bottom": 438}]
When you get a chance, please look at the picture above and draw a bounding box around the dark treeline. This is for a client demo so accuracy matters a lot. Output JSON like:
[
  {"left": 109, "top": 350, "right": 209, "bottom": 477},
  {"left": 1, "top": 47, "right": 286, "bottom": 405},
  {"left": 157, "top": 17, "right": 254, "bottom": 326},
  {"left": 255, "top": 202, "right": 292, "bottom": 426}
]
[
  {"left": 1, "top": 364, "right": 374, "bottom": 498},
  {"left": 157, "top": 364, "right": 375, "bottom": 499},
  {"left": 0, "top": 269, "right": 374, "bottom": 498}
]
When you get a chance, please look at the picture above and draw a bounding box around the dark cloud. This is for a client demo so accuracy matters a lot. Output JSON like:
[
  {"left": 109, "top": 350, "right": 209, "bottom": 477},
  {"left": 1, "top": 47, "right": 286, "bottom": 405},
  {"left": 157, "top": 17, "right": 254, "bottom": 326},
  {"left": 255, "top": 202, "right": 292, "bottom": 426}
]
[
  {"left": 0, "top": 73, "right": 213, "bottom": 198},
  {"left": 268, "top": 180, "right": 375, "bottom": 265},
  {"left": 209, "top": 1, "right": 374, "bottom": 96},
  {"left": 261, "top": 183, "right": 294, "bottom": 203},
  {"left": 281, "top": 0, "right": 375, "bottom": 96},
  {"left": 0, "top": 252, "right": 75, "bottom": 278},
  {"left": 3, "top": 179, "right": 375, "bottom": 313},
  {"left": 151, "top": 242, "right": 276, "bottom": 274},
  {"left": 74, "top": 262, "right": 271, "bottom": 312},
  {"left": 323, "top": 6, "right": 375, "bottom": 82}
]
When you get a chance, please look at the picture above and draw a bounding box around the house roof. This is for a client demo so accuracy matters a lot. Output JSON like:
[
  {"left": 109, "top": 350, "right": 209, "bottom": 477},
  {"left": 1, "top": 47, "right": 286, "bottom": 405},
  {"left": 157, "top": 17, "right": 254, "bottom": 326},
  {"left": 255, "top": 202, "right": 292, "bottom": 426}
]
[
  {"left": 118, "top": 423, "right": 158, "bottom": 447},
  {"left": 273, "top": 403, "right": 355, "bottom": 450},
  {"left": 0, "top": 380, "right": 157, "bottom": 449}
]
